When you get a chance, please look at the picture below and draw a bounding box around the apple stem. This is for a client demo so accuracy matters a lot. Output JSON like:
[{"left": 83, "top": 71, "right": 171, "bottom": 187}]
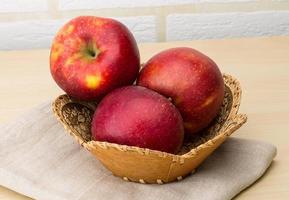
[{"left": 85, "top": 41, "right": 100, "bottom": 59}]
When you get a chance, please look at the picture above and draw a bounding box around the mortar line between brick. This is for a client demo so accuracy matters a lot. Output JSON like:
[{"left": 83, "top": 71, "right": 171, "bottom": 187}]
[
  {"left": 47, "top": 0, "right": 60, "bottom": 19},
  {"left": 156, "top": 14, "right": 166, "bottom": 42}
]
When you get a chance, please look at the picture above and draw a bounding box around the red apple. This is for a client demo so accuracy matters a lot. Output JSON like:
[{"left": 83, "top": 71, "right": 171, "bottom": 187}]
[
  {"left": 137, "top": 47, "right": 224, "bottom": 135},
  {"left": 91, "top": 86, "right": 184, "bottom": 154},
  {"left": 50, "top": 16, "right": 140, "bottom": 101}
]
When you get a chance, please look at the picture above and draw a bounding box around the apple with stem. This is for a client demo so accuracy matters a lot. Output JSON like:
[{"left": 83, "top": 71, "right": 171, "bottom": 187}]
[{"left": 50, "top": 16, "right": 140, "bottom": 101}]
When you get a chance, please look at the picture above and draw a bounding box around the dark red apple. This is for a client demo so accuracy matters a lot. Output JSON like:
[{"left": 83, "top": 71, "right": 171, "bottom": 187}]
[
  {"left": 91, "top": 86, "right": 184, "bottom": 154},
  {"left": 137, "top": 47, "right": 224, "bottom": 135},
  {"left": 50, "top": 16, "right": 140, "bottom": 101}
]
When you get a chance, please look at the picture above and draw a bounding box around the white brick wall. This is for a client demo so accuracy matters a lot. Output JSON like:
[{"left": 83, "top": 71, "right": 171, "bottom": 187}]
[
  {"left": 117, "top": 16, "right": 158, "bottom": 43},
  {"left": 0, "top": 20, "right": 66, "bottom": 50},
  {"left": 58, "top": 0, "right": 257, "bottom": 10},
  {"left": 0, "top": 16, "right": 157, "bottom": 50},
  {"left": 0, "top": 0, "right": 289, "bottom": 50},
  {"left": 59, "top": 0, "right": 198, "bottom": 10},
  {"left": 167, "top": 11, "right": 289, "bottom": 41},
  {"left": 0, "top": 0, "right": 48, "bottom": 13},
  {"left": 200, "top": 0, "right": 255, "bottom": 2}
]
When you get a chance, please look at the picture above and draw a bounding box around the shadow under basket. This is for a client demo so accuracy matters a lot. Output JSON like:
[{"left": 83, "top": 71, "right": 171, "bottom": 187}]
[{"left": 52, "top": 74, "right": 247, "bottom": 184}]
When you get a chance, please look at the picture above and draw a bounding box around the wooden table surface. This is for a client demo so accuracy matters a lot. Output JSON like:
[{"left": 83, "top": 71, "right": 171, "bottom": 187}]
[{"left": 1, "top": 36, "right": 289, "bottom": 199}]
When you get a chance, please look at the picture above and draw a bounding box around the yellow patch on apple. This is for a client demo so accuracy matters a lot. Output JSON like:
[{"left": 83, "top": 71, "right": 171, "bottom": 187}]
[
  {"left": 199, "top": 94, "right": 217, "bottom": 109},
  {"left": 62, "top": 25, "right": 74, "bottom": 36},
  {"left": 85, "top": 74, "right": 102, "bottom": 89},
  {"left": 50, "top": 43, "right": 64, "bottom": 62},
  {"left": 93, "top": 20, "right": 106, "bottom": 27},
  {"left": 64, "top": 53, "right": 82, "bottom": 67}
]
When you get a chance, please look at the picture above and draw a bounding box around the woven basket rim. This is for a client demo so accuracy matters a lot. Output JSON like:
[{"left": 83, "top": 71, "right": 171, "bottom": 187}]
[{"left": 52, "top": 73, "right": 247, "bottom": 160}]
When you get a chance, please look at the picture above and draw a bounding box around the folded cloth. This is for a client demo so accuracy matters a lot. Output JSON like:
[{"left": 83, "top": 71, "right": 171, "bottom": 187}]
[{"left": 0, "top": 102, "right": 276, "bottom": 200}]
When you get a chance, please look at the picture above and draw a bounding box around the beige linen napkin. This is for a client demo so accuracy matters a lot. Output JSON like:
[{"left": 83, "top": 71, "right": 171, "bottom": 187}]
[{"left": 0, "top": 102, "right": 276, "bottom": 200}]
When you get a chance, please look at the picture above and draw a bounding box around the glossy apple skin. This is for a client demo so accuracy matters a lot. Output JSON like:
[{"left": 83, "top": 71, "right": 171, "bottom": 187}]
[
  {"left": 137, "top": 47, "right": 224, "bottom": 136},
  {"left": 91, "top": 86, "right": 184, "bottom": 154},
  {"left": 50, "top": 16, "right": 140, "bottom": 101}
]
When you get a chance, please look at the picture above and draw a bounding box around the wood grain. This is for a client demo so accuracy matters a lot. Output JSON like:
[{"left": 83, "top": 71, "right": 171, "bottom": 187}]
[{"left": 1, "top": 36, "right": 289, "bottom": 199}]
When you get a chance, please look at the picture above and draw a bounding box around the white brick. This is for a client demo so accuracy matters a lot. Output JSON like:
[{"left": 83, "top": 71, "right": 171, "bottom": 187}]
[
  {"left": 59, "top": 0, "right": 198, "bottom": 10},
  {"left": 0, "top": 16, "right": 157, "bottom": 50},
  {"left": 0, "top": 20, "right": 65, "bottom": 50},
  {"left": 200, "top": 0, "right": 255, "bottom": 2},
  {"left": 59, "top": 0, "right": 258, "bottom": 10},
  {"left": 166, "top": 11, "right": 289, "bottom": 41},
  {"left": 117, "top": 16, "right": 157, "bottom": 43},
  {"left": 0, "top": 0, "right": 48, "bottom": 13}
]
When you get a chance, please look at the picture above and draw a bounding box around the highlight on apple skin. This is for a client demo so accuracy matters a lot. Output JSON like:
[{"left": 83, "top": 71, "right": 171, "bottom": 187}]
[
  {"left": 50, "top": 16, "right": 140, "bottom": 101},
  {"left": 91, "top": 86, "right": 184, "bottom": 154},
  {"left": 137, "top": 47, "right": 224, "bottom": 136}
]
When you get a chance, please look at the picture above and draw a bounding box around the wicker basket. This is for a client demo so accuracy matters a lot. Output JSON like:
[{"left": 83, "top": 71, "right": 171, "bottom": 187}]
[{"left": 52, "top": 74, "right": 247, "bottom": 184}]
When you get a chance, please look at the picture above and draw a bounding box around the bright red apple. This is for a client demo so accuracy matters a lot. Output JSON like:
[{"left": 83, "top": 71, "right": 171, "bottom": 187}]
[
  {"left": 137, "top": 47, "right": 224, "bottom": 136},
  {"left": 91, "top": 86, "right": 184, "bottom": 154},
  {"left": 50, "top": 16, "right": 140, "bottom": 101}
]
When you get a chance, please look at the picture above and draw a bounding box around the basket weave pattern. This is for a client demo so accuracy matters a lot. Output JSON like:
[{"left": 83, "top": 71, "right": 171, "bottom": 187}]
[{"left": 52, "top": 74, "right": 247, "bottom": 184}]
